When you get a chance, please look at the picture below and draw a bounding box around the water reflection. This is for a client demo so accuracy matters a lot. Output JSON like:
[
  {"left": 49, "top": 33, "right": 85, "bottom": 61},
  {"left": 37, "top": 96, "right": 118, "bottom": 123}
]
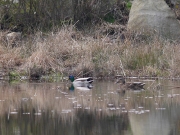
[
  {"left": 69, "top": 84, "right": 93, "bottom": 91},
  {"left": 0, "top": 80, "right": 180, "bottom": 135}
]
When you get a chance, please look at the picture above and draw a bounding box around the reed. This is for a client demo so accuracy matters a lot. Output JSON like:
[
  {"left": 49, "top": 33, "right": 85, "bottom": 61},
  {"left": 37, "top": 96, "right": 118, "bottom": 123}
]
[{"left": 0, "top": 25, "right": 180, "bottom": 78}]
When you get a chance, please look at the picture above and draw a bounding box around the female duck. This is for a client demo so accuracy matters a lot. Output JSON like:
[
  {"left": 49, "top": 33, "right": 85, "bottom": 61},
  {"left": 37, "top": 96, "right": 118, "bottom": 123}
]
[
  {"left": 116, "top": 77, "right": 145, "bottom": 90},
  {"left": 69, "top": 75, "right": 93, "bottom": 88}
]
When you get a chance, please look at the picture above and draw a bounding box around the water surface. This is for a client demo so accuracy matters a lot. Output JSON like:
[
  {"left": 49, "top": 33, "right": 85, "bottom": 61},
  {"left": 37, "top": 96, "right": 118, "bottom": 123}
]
[{"left": 0, "top": 79, "right": 180, "bottom": 135}]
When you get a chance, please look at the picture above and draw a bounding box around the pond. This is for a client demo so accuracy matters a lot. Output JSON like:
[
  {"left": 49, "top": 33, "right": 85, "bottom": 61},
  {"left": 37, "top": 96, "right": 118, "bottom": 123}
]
[{"left": 0, "top": 78, "right": 180, "bottom": 135}]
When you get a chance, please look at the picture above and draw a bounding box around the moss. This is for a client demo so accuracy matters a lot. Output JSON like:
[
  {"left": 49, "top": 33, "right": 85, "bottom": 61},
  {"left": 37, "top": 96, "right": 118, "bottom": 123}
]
[
  {"left": 41, "top": 72, "right": 64, "bottom": 82},
  {"left": 9, "top": 71, "right": 20, "bottom": 80},
  {"left": 103, "top": 13, "right": 115, "bottom": 23},
  {"left": 9, "top": 71, "right": 19, "bottom": 77},
  {"left": 126, "top": 1, "right": 132, "bottom": 10}
]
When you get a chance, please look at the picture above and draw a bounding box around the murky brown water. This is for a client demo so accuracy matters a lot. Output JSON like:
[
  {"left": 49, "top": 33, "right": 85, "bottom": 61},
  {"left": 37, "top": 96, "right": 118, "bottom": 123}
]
[{"left": 0, "top": 79, "right": 180, "bottom": 135}]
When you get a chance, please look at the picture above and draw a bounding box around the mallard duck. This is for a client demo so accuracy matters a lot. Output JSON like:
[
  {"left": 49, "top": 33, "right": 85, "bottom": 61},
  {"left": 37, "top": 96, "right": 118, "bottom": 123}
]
[
  {"left": 116, "top": 77, "right": 145, "bottom": 90},
  {"left": 69, "top": 75, "right": 93, "bottom": 88}
]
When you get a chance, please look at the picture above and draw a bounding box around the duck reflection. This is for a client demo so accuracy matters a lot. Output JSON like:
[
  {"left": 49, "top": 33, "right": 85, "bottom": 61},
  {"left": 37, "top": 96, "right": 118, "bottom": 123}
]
[
  {"left": 69, "top": 84, "right": 75, "bottom": 91},
  {"left": 69, "top": 83, "right": 93, "bottom": 91}
]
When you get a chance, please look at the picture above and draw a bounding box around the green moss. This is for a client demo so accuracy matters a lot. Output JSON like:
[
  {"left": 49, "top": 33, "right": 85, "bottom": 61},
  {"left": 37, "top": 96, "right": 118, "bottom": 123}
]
[
  {"left": 103, "top": 13, "right": 115, "bottom": 23},
  {"left": 9, "top": 71, "right": 20, "bottom": 80},
  {"left": 41, "top": 72, "right": 64, "bottom": 82},
  {"left": 9, "top": 71, "right": 21, "bottom": 83},
  {"left": 126, "top": 1, "right": 132, "bottom": 10}
]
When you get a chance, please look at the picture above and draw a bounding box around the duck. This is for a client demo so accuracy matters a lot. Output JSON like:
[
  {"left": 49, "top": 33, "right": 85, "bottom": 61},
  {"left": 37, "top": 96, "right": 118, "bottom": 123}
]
[
  {"left": 69, "top": 75, "right": 93, "bottom": 89},
  {"left": 116, "top": 77, "right": 145, "bottom": 90}
]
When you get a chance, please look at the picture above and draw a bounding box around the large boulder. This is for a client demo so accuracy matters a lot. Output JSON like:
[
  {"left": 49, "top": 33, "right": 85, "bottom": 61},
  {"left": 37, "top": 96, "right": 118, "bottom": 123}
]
[{"left": 127, "top": 0, "right": 180, "bottom": 40}]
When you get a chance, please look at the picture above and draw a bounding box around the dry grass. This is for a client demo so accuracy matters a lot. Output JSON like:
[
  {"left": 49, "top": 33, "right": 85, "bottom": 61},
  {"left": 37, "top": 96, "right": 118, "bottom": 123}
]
[
  {"left": 0, "top": 47, "right": 24, "bottom": 69},
  {"left": 1, "top": 25, "right": 180, "bottom": 78}
]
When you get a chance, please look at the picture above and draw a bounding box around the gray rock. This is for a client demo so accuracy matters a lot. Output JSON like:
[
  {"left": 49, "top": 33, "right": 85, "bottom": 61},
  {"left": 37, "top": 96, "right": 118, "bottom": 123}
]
[
  {"left": 6, "top": 32, "right": 21, "bottom": 47},
  {"left": 127, "top": 0, "right": 180, "bottom": 40}
]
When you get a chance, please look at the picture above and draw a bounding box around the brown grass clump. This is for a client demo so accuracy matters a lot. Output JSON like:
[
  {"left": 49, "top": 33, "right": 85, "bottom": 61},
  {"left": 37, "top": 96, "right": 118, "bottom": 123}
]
[
  {"left": 22, "top": 26, "right": 85, "bottom": 75},
  {"left": 2, "top": 51, "right": 23, "bottom": 68},
  {"left": 0, "top": 47, "right": 24, "bottom": 69},
  {"left": 0, "top": 31, "right": 24, "bottom": 69}
]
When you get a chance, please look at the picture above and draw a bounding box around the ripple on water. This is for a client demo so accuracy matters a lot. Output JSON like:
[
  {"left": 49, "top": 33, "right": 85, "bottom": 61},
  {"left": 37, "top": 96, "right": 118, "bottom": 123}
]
[
  {"left": 74, "top": 104, "right": 82, "bottom": 108},
  {"left": 72, "top": 101, "right": 77, "bottom": 103},
  {"left": 145, "top": 110, "right": 150, "bottom": 112},
  {"left": 98, "top": 109, "right": 102, "bottom": 111},
  {"left": 145, "top": 96, "right": 153, "bottom": 99},
  {"left": 85, "top": 107, "right": 90, "bottom": 110},
  {"left": 23, "top": 112, "right": 30, "bottom": 115},
  {"left": 109, "top": 107, "right": 116, "bottom": 111},
  {"left": 107, "top": 103, "right": 114, "bottom": 107},
  {"left": 156, "top": 96, "right": 164, "bottom": 98},
  {"left": 22, "top": 98, "right": 29, "bottom": 101},
  {"left": 167, "top": 94, "right": 180, "bottom": 98},
  {"left": 68, "top": 97, "right": 76, "bottom": 100},
  {"left": 156, "top": 108, "right": 166, "bottom": 110},
  {"left": 34, "top": 113, "right": 41, "bottom": 115},
  {"left": 134, "top": 110, "right": 145, "bottom": 114},
  {"left": 55, "top": 97, "right": 61, "bottom": 99},
  {"left": 61, "top": 109, "right": 72, "bottom": 114},
  {"left": 107, "top": 92, "right": 114, "bottom": 94},
  {"left": 122, "top": 110, "right": 128, "bottom": 113},
  {"left": 10, "top": 112, "right": 18, "bottom": 114},
  {"left": 96, "top": 100, "right": 103, "bottom": 101}
]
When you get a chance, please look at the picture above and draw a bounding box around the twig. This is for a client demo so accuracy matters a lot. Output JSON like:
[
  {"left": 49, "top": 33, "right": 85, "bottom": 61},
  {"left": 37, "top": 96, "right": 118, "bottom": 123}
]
[
  {"left": 76, "top": 71, "right": 83, "bottom": 78},
  {"left": 119, "top": 58, "right": 126, "bottom": 77}
]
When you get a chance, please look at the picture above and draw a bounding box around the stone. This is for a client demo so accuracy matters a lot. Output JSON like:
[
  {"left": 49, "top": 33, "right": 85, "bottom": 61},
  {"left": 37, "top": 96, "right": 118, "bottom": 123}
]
[
  {"left": 6, "top": 32, "right": 21, "bottom": 47},
  {"left": 127, "top": 0, "right": 180, "bottom": 40}
]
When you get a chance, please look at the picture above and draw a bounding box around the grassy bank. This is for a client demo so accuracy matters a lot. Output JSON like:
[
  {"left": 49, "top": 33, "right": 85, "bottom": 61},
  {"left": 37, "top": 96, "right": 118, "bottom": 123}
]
[{"left": 0, "top": 24, "right": 180, "bottom": 80}]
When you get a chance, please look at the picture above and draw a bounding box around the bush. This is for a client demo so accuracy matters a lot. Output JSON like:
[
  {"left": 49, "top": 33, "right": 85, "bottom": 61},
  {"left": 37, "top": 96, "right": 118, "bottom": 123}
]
[{"left": 0, "top": 0, "right": 130, "bottom": 32}]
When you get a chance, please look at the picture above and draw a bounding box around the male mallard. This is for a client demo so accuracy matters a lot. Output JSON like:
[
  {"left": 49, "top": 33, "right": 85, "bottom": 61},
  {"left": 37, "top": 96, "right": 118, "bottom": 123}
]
[
  {"left": 69, "top": 75, "right": 93, "bottom": 88},
  {"left": 116, "top": 77, "right": 145, "bottom": 90}
]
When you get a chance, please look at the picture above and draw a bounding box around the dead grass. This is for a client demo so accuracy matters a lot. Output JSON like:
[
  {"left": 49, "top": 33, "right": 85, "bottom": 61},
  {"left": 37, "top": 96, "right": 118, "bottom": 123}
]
[
  {"left": 1, "top": 25, "right": 180, "bottom": 78},
  {"left": 0, "top": 47, "right": 24, "bottom": 69}
]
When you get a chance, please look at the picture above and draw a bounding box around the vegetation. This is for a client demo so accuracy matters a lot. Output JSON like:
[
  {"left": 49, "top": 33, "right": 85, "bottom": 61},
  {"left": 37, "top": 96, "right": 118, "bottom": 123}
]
[
  {"left": 0, "top": 0, "right": 129, "bottom": 32},
  {"left": 0, "top": 0, "right": 180, "bottom": 80},
  {"left": 0, "top": 24, "right": 180, "bottom": 79}
]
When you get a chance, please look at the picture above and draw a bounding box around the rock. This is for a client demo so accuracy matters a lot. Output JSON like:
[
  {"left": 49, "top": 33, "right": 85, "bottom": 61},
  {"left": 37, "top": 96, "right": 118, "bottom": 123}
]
[
  {"left": 127, "top": 0, "right": 180, "bottom": 40},
  {"left": 6, "top": 32, "right": 22, "bottom": 47}
]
